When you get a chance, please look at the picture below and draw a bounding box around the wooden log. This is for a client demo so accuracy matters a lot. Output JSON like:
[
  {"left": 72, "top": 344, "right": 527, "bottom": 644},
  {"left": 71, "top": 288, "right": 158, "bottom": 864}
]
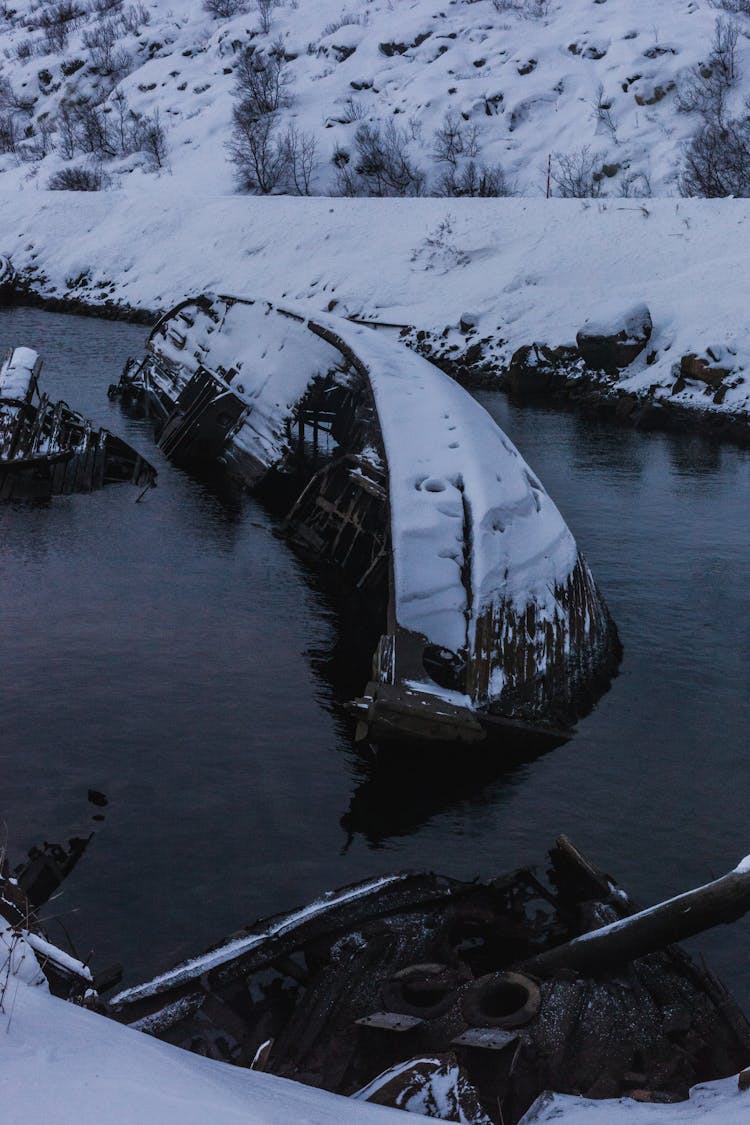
[{"left": 525, "top": 856, "right": 750, "bottom": 978}]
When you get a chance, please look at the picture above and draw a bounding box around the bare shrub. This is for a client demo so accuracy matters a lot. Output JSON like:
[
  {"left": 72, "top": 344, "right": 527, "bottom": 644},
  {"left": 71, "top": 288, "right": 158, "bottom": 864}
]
[
  {"left": 228, "top": 106, "right": 314, "bottom": 194},
  {"left": 74, "top": 97, "right": 115, "bottom": 155},
  {"left": 120, "top": 2, "right": 149, "bottom": 33},
  {"left": 48, "top": 163, "right": 109, "bottom": 189},
  {"left": 709, "top": 0, "right": 750, "bottom": 13},
  {"left": 676, "top": 16, "right": 739, "bottom": 122},
  {"left": 256, "top": 0, "right": 276, "bottom": 35},
  {"left": 593, "top": 82, "right": 617, "bottom": 142},
  {"left": 139, "top": 107, "right": 167, "bottom": 168},
  {"left": 0, "top": 74, "right": 36, "bottom": 113},
  {"left": 550, "top": 146, "right": 604, "bottom": 197},
  {"left": 15, "top": 38, "right": 34, "bottom": 59},
  {"left": 233, "top": 43, "right": 291, "bottom": 115},
  {"left": 438, "top": 160, "right": 511, "bottom": 196},
  {"left": 82, "top": 18, "right": 130, "bottom": 75},
  {"left": 55, "top": 96, "right": 114, "bottom": 157},
  {"left": 680, "top": 116, "right": 750, "bottom": 196},
  {"left": 0, "top": 76, "right": 15, "bottom": 111},
  {"left": 203, "top": 0, "right": 245, "bottom": 17},
  {"left": 228, "top": 107, "right": 284, "bottom": 191},
  {"left": 619, "top": 171, "right": 652, "bottom": 198},
  {"left": 22, "top": 112, "right": 56, "bottom": 158},
  {"left": 339, "top": 95, "right": 365, "bottom": 123},
  {"left": 433, "top": 111, "right": 479, "bottom": 166},
  {"left": 322, "top": 13, "right": 360, "bottom": 35},
  {"left": 56, "top": 87, "right": 168, "bottom": 164},
  {"left": 37, "top": 0, "right": 86, "bottom": 52},
  {"left": 491, "top": 0, "right": 550, "bottom": 16},
  {"left": 279, "top": 121, "right": 315, "bottom": 193},
  {"left": 336, "top": 120, "right": 425, "bottom": 196},
  {"left": 88, "top": 0, "right": 122, "bottom": 14},
  {"left": 0, "top": 113, "right": 16, "bottom": 153}
]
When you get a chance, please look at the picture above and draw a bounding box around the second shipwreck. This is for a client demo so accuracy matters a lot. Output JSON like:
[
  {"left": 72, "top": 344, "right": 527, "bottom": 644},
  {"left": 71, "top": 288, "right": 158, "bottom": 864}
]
[{"left": 113, "top": 295, "right": 620, "bottom": 745}]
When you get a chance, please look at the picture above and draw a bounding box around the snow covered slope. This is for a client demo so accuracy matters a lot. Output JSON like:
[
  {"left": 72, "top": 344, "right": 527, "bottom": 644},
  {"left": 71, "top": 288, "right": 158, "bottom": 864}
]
[
  {"left": 2, "top": 191, "right": 750, "bottom": 424},
  {"left": 0, "top": 0, "right": 747, "bottom": 197}
]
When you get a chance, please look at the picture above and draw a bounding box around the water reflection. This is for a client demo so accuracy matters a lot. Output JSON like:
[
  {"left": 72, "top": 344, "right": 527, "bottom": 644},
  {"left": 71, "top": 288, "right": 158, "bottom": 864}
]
[{"left": 341, "top": 732, "right": 565, "bottom": 847}]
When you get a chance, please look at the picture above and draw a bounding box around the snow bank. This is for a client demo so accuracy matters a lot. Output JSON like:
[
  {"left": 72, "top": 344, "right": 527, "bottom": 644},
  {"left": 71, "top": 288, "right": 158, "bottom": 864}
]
[
  {"left": 2, "top": 192, "right": 749, "bottom": 420},
  {"left": 520, "top": 1079, "right": 750, "bottom": 1124}
]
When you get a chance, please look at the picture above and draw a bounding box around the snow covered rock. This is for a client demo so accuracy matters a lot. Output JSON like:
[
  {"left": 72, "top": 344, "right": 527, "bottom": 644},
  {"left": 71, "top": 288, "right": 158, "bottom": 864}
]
[
  {"left": 459, "top": 312, "right": 480, "bottom": 334},
  {"left": 577, "top": 303, "right": 653, "bottom": 372}
]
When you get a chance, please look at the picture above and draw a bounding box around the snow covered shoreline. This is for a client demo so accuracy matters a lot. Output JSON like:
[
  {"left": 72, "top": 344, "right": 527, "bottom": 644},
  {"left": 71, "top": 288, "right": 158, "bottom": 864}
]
[{"left": 2, "top": 191, "right": 750, "bottom": 440}]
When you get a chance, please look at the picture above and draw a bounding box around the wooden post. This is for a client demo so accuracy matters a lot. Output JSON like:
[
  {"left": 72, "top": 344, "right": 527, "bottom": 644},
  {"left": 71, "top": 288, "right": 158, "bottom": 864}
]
[{"left": 524, "top": 858, "right": 750, "bottom": 978}]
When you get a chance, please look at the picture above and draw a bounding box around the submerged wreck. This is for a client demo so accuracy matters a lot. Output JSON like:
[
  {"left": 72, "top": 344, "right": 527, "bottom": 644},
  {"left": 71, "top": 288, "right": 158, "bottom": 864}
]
[
  {"left": 113, "top": 295, "right": 619, "bottom": 744},
  {"left": 106, "top": 839, "right": 750, "bottom": 1124},
  {"left": 0, "top": 346, "right": 154, "bottom": 500}
]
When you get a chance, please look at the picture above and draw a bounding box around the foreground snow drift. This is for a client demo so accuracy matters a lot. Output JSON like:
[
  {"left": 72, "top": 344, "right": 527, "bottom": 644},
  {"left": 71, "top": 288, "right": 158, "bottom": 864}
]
[{"left": 521, "top": 1080, "right": 750, "bottom": 1124}]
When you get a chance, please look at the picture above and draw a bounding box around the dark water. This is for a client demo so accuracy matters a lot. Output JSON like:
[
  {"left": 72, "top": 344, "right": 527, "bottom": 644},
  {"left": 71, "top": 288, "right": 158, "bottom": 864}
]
[{"left": 2, "top": 308, "right": 749, "bottom": 1013}]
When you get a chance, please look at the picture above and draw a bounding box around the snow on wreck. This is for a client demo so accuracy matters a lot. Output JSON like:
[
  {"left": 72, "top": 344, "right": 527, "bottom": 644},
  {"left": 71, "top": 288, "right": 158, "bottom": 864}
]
[
  {"left": 1, "top": 346, "right": 155, "bottom": 500},
  {"left": 115, "top": 295, "right": 619, "bottom": 744}
]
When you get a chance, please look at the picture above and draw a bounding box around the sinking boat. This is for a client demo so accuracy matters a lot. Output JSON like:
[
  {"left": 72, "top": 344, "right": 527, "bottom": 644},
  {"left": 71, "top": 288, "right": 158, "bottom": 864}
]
[
  {"left": 106, "top": 838, "right": 750, "bottom": 1124},
  {"left": 112, "top": 296, "right": 619, "bottom": 744},
  {"left": 0, "top": 346, "right": 155, "bottom": 500}
]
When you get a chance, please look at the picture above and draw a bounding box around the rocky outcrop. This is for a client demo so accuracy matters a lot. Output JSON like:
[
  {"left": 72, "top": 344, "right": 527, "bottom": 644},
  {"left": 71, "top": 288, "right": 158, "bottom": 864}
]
[
  {"left": 577, "top": 303, "right": 652, "bottom": 371},
  {"left": 507, "top": 341, "right": 579, "bottom": 395},
  {"left": 679, "top": 350, "right": 732, "bottom": 387}
]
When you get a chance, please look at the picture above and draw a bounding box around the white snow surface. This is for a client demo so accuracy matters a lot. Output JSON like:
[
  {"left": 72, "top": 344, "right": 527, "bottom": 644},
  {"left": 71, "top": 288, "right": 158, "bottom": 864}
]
[
  {"left": 324, "top": 313, "right": 578, "bottom": 651},
  {"left": 578, "top": 301, "right": 651, "bottom": 342},
  {"left": 0, "top": 0, "right": 745, "bottom": 198},
  {"left": 1, "top": 192, "right": 749, "bottom": 420},
  {"left": 519, "top": 1079, "right": 750, "bottom": 1124},
  {"left": 0, "top": 914, "right": 428, "bottom": 1125},
  {"left": 0, "top": 346, "right": 37, "bottom": 401}
]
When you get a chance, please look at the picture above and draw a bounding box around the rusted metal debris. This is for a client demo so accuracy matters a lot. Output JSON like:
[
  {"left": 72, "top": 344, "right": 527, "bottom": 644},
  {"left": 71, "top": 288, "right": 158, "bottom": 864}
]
[
  {"left": 112, "top": 295, "right": 620, "bottom": 746},
  {"left": 107, "top": 838, "right": 750, "bottom": 1123},
  {"left": 0, "top": 346, "right": 155, "bottom": 500}
]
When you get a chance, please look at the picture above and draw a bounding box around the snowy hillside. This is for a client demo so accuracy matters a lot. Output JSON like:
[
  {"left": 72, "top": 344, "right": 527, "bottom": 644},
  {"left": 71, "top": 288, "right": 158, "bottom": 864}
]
[{"left": 1, "top": 0, "right": 749, "bottom": 197}]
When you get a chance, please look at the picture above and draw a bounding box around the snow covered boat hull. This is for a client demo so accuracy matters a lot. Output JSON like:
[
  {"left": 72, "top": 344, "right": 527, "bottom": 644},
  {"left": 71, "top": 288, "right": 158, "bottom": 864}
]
[
  {"left": 114, "top": 296, "right": 619, "bottom": 744},
  {"left": 0, "top": 347, "right": 155, "bottom": 500}
]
